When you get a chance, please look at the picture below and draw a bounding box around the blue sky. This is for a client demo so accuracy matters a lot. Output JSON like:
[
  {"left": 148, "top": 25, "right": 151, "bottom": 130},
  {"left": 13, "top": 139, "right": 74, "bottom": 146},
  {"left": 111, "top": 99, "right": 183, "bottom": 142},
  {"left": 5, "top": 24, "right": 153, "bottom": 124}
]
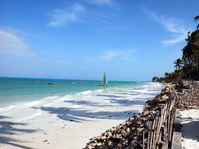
[{"left": 0, "top": 0, "right": 198, "bottom": 81}]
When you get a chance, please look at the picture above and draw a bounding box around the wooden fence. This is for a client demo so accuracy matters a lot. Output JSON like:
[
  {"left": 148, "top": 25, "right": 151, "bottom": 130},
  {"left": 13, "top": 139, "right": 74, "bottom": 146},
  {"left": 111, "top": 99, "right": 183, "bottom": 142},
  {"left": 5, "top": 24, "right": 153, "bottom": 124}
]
[{"left": 144, "top": 97, "right": 176, "bottom": 149}]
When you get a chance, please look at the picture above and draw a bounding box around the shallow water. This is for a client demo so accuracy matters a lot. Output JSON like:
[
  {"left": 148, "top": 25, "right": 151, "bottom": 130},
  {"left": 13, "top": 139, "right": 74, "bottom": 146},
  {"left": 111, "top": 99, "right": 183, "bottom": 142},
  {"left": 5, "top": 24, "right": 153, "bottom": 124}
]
[{"left": 0, "top": 77, "right": 150, "bottom": 107}]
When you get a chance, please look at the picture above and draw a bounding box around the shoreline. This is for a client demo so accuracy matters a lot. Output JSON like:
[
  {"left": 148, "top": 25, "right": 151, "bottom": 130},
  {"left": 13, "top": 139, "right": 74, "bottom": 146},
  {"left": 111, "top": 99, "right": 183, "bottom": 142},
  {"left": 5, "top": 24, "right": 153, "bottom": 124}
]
[
  {"left": 84, "top": 82, "right": 199, "bottom": 149},
  {"left": 0, "top": 82, "right": 164, "bottom": 149}
]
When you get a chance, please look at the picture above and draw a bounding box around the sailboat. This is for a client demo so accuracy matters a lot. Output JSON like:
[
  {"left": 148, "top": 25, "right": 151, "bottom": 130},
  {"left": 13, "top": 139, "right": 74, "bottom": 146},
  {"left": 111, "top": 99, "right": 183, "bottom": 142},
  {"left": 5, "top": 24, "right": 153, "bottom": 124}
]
[
  {"left": 96, "top": 72, "right": 108, "bottom": 87},
  {"left": 103, "top": 72, "right": 108, "bottom": 87}
]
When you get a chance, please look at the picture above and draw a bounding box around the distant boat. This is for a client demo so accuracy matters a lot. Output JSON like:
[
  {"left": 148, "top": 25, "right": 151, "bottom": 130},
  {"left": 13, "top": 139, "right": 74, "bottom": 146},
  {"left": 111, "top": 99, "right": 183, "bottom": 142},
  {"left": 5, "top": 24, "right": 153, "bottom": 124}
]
[
  {"left": 72, "top": 82, "right": 86, "bottom": 84},
  {"left": 48, "top": 83, "right": 58, "bottom": 85},
  {"left": 103, "top": 72, "right": 108, "bottom": 86},
  {"left": 96, "top": 72, "right": 108, "bottom": 87}
]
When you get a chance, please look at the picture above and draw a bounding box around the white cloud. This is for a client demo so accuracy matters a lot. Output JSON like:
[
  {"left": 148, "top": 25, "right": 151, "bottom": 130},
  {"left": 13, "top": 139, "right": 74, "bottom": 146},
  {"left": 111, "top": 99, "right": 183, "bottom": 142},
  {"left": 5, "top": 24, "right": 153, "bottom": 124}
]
[
  {"left": 47, "top": 1, "right": 115, "bottom": 27},
  {"left": 3, "top": 27, "right": 41, "bottom": 39},
  {"left": 0, "top": 29, "right": 37, "bottom": 57},
  {"left": 0, "top": 28, "right": 75, "bottom": 69},
  {"left": 87, "top": 0, "right": 112, "bottom": 6},
  {"left": 161, "top": 35, "right": 186, "bottom": 45},
  {"left": 94, "top": 50, "right": 136, "bottom": 61},
  {"left": 142, "top": 8, "right": 190, "bottom": 46},
  {"left": 47, "top": 3, "right": 86, "bottom": 27}
]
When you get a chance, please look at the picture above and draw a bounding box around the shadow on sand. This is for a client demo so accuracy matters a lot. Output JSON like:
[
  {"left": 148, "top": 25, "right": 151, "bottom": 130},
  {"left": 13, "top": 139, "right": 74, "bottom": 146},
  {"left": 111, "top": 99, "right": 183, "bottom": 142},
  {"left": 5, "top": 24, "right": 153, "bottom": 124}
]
[
  {"left": 0, "top": 115, "right": 37, "bottom": 149},
  {"left": 64, "top": 100, "right": 110, "bottom": 107},
  {"left": 35, "top": 89, "right": 159, "bottom": 123},
  {"left": 96, "top": 94, "right": 153, "bottom": 106},
  {"left": 181, "top": 119, "right": 199, "bottom": 142},
  {"left": 35, "top": 104, "right": 139, "bottom": 123}
]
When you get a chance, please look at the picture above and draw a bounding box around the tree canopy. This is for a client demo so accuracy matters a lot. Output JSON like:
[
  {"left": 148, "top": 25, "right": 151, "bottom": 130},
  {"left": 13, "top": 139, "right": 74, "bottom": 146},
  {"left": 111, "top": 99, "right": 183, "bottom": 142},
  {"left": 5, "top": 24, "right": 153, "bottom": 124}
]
[{"left": 153, "top": 15, "right": 199, "bottom": 82}]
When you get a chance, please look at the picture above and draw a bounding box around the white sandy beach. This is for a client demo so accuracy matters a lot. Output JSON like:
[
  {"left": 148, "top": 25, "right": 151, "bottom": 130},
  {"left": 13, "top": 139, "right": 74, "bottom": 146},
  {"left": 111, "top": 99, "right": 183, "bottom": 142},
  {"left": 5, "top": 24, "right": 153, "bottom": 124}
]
[
  {"left": 180, "top": 109, "right": 199, "bottom": 149},
  {"left": 0, "top": 83, "right": 163, "bottom": 149}
]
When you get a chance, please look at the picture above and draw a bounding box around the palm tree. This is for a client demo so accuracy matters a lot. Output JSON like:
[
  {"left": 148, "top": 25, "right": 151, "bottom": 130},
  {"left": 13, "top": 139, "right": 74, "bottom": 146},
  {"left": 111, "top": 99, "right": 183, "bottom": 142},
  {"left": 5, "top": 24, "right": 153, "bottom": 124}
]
[
  {"left": 152, "top": 76, "right": 158, "bottom": 82},
  {"left": 155, "top": 15, "right": 199, "bottom": 82},
  {"left": 173, "top": 58, "right": 183, "bottom": 70},
  {"left": 194, "top": 15, "right": 199, "bottom": 30},
  {"left": 194, "top": 15, "right": 199, "bottom": 22},
  {"left": 165, "top": 72, "right": 169, "bottom": 77},
  {"left": 182, "top": 22, "right": 199, "bottom": 80}
]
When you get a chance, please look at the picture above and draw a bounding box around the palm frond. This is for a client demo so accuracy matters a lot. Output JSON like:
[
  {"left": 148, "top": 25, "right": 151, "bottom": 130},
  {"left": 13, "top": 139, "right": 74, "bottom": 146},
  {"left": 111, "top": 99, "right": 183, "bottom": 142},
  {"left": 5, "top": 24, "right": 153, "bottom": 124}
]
[{"left": 194, "top": 15, "right": 199, "bottom": 22}]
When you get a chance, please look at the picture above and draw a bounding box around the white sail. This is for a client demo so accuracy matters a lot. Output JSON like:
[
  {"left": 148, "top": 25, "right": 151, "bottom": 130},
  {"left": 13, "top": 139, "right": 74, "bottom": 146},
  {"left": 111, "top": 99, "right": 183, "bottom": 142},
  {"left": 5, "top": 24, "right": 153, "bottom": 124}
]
[
  {"left": 103, "top": 72, "right": 108, "bottom": 86},
  {"left": 96, "top": 72, "right": 108, "bottom": 87}
]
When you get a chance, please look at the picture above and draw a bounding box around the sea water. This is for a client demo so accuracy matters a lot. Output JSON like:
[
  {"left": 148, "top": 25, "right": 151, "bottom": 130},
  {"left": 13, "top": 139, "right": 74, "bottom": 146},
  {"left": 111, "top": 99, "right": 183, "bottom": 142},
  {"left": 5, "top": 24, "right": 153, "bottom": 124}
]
[
  {"left": 0, "top": 77, "right": 162, "bottom": 108},
  {"left": 0, "top": 77, "right": 164, "bottom": 149}
]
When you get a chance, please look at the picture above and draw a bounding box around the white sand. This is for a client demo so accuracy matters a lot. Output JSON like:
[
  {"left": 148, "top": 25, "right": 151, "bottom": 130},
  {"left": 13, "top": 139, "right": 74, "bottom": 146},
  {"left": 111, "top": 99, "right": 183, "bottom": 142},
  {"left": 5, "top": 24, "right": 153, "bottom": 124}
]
[
  {"left": 0, "top": 83, "right": 163, "bottom": 149},
  {"left": 180, "top": 109, "right": 199, "bottom": 149}
]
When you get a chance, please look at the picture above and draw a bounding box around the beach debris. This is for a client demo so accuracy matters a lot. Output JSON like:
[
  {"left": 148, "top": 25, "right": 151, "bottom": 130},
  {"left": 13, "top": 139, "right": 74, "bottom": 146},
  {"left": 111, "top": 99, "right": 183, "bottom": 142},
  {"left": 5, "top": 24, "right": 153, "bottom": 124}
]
[{"left": 43, "top": 139, "right": 48, "bottom": 142}]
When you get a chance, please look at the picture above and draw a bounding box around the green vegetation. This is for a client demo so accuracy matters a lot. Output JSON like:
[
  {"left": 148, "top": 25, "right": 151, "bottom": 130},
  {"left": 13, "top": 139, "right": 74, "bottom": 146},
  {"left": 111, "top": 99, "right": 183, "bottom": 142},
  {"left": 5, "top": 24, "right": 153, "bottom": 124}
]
[{"left": 153, "top": 15, "right": 199, "bottom": 83}]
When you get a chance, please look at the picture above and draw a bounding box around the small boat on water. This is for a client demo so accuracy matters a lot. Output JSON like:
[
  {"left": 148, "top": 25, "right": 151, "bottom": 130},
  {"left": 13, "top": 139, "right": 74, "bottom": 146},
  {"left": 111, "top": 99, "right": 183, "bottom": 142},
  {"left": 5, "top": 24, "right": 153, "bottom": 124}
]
[
  {"left": 48, "top": 83, "right": 58, "bottom": 85},
  {"left": 72, "top": 82, "right": 86, "bottom": 84},
  {"left": 96, "top": 72, "right": 108, "bottom": 87}
]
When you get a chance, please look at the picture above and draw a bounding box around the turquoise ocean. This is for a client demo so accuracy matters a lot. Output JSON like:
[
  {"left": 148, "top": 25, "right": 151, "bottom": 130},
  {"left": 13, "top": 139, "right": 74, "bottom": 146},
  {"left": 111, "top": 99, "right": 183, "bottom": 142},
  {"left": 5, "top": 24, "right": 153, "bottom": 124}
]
[{"left": 0, "top": 77, "right": 151, "bottom": 107}]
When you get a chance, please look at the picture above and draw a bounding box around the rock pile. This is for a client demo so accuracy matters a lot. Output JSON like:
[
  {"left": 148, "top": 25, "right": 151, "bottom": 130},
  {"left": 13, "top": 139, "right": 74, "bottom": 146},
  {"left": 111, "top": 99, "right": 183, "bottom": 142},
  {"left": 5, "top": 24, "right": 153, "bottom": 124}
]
[
  {"left": 85, "top": 86, "right": 176, "bottom": 149},
  {"left": 144, "top": 86, "right": 174, "bottom": 110},
  {"left": 175, "top": 83, "right": 199, "bottom": 109}
]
